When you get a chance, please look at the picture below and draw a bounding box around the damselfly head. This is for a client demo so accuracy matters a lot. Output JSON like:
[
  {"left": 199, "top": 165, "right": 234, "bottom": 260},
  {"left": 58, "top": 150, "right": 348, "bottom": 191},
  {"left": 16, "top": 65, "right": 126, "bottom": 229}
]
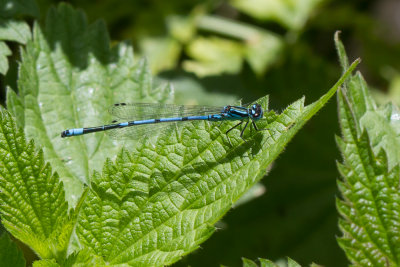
[{"left": 250, "top": 103, "right": 263, "bottom": 120}]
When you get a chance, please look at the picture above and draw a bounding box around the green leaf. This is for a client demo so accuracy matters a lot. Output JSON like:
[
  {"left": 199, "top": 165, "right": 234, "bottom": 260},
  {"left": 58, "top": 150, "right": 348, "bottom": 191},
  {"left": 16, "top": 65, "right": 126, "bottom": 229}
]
[
  {"left": 0, "top": 18, "right": 31, "bottom": 74},
  {"left": 7, "top": 3, "right": 173, "bottom": 206},
  {"left": 63, "top": 249, "right": 106, "bottom": 267},
  {"left": 193, "top": 15, "right": 284, "bottom": 76},
  {"left": 0, "top": 41, "right": 11, "bottom": 74},
  {"left": 230, "top": 0, "right": 325, "bottom": 31},
  {"left": 334, "top": 31, "right": 349, "bottom": 72},
  {"left": 287, "top": 258, "right": 302, "bottom": 267},
  {"left": 242, "top": 257, "right": 259, "bottom": 267},
  {"left": 32, "top": 259, "right": 59, "bottom": 267},
  {"left": 233, "top": 182, "right": 265, "bottom": 207},
  {"left": 0, "top": 18, "right": 31, "bottom": 44},
  {"left": 138, "top": 36, "right": 181, "bottom": 74},
  {"left": 0, "top": 233, "right": 25, "bottom": 267},
  {"left": 6, "top": 86, "right": 24, "bottom": 126},
  {"left": 75, "top": 60, "right": 359, "bottom": 266},
  {"left": 335, "top": 33, "right": 400, "bottom": 169},
  {"left": 0, "top": 0, "right": 39, "bottom": 18},
  {"left": 372, "top": 73, "right": 400, "bottom": 107},
  {"left": 183, "top": 36, "right": 244, "bottom": 77},
  {"left": 2, "top": 4, "right": 359, "bottom": 265},
  {"left": 335, "top": 35, "right": 400, "bottom": 265},
  {"left": 336, "top": 96, "right": 400, "bottom": 265},
  {"left": 258, "top": 258, "right": 277, "bottom": 267},
  {"left": 242, "top": 257, "right": 302, "bottom": 267},
  {"left": 167, "top": 14, "right": 196, "bottom": 43},
  {"left": 0, "top": 0, "right": 37, "bottom": 74},
  {"left": 244, "top": 32, "right": 283, "bottom": 76},
  {"left": 157, "top": 73, "right": 238, "bottom": 106},
  {"left": 33, "top": 248, "right": 105, "bottom": 267},
  {"left": 0, "top": 107, "right": 72, "bottom": 261}
]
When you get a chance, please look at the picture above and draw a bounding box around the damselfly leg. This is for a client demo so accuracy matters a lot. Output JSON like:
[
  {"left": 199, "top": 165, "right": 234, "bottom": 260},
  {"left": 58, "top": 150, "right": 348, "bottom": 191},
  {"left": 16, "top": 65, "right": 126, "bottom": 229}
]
[{"left": 225, "top": 121, "right": 243, "bottom": 146}]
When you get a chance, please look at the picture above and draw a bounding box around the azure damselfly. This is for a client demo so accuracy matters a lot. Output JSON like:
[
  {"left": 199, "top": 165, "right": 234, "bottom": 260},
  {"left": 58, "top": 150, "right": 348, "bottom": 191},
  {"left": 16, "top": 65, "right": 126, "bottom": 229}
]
[{"left": 61, "top": 102, "right": 264, "bottom": 141}]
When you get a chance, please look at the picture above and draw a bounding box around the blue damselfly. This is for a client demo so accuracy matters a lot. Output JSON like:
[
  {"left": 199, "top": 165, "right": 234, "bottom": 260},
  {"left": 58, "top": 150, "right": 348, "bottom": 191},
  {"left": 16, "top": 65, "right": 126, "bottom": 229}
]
[{"left": 61, "top": 103, "right": 264, "bottom": 141}]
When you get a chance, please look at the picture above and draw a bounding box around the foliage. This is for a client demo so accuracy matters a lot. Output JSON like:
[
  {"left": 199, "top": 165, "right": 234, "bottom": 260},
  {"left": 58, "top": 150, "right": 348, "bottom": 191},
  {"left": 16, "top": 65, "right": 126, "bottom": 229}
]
[
  {"left": 241, "top": 256, "right": 302, "bottom": 267},
  {"left": 335, "top": 33, "right": 400, "bottom": 265},
  {"left": 0, "top": 2, "right": 360, "bottom": 266},
  {"left": 0, "top": 0, "right": 398, "bottom": 266},
  {"left": 43, "top": 0, "right": 323, "bottom": 77},
  {"left": 230, "top": 0, "right": 324, "bottom": 31},
  {"left": 0, "top": 0, "right": 38, "bottom": 74},
  {"left": 6, "top": 3, "right": 172, "bottom": 205},
  {"left": 0, "top": 233, "right": 25, "bottom": 266},
  {"left": 0, "top": 104, "right": 75, "bottom": 262}
]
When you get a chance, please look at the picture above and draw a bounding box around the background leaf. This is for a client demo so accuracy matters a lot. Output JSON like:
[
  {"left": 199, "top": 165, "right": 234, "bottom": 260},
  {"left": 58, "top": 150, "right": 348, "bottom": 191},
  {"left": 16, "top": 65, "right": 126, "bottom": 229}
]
[
  {"left": 138, "top": 36, "right": 181, "bottom": 74},
  {"left": 0, "top": 233, "right": 25, "bottom": 267},
  {"left": 32, "top": 259, "right": 58, "bottom": 267},
  {"left": 0, "top": 107, "right": 70, "bottom": 260},
  {"left": 1, "top": 0, "right": 395, "bottom": 265},
  {"left": 0, "top": 0, "right": 39, "bottom": 18},
  {"left": 0, "top": 0, "right": 37, "bottom": 75},
  {"left": 0, "top": 18, "right": 31, "bottom": 74},
  {"left": 157, "top": 73, "right": 238, "bottom": 106},
  {"left": 183, "top": 36, "right": 243, "bottom": 77},
  {"left": 230, "top": 0, "right": 324, "bottom": 30},
  {"left": 335, "top": 35, "right": 400, "bottom": 265},
  {"left": 0, "top": 18, "right": 31, "bottom": 44},
  {"left": 0, "top": 41, "right": 11, "bottom": 74},
  {"left": 242, "top": 256, "right": 302, "bottom": 267}
]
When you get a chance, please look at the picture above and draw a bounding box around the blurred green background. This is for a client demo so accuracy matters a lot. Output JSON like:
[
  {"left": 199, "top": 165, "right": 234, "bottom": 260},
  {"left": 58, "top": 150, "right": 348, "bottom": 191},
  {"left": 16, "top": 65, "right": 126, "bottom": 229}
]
[{"left": 2, "top": 0, "right": 400, "bottom": 266}]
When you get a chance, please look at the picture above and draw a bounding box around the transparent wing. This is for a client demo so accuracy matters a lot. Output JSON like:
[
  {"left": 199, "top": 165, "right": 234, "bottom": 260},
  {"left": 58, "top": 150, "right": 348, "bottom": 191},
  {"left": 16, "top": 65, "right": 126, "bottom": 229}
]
[
  {"left": 106, "top": 120, "right": 204, "bottom": 140},
  {"left": 109, "top": 103, "right": 224, "bottom": 121}
]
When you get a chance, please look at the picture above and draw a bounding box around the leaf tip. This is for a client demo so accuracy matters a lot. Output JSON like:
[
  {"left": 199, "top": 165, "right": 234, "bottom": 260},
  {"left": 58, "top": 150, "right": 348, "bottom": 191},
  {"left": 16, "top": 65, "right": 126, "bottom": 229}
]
[{"left": 334, "top": 30, "right": 342, "bottom": 41}]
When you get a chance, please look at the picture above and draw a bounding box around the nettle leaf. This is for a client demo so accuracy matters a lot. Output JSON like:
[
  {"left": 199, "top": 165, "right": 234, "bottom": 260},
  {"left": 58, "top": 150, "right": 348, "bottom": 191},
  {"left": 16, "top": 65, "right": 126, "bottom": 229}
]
[
  {"left": 0, "top": 0, "right": 39, "bottom": 18},
  {"left": 33, "top": 248, "right": 106, "bottom": 267},
  {"left": 63, "top": 248, "right": 107, "bottom": 267},
  {"left": 0, "top": 18, "right": 31, "bottom": 44},
  {"left": 335, "top": 34, "right": 400, "bottom": 265},
  {"left": 0, "top": 41, "right": 11, "bottom": 74},
  {"left": 0, "top": 233, "right": 25, "bottom": 267},
  {"left": 242, "top": 257, "right": 302, "bottom": 267},
  {"left": 32, "top": 259, "right": 59, "bottom": 267},
  {"left": 75, "top": 60, "right": 359, "bottom": 265},
  {"left": 2, "top": 4, "right": 359, "bottom": 265},
  {"left": 6, "top": 3, "right": 173, "bottom": 206},
  {"left": 181, "top": 15, "right": 284, "bottom": 77},
  {"left": 230, "top": 0, "right": 324, "bottom": 31},
  {"left": 0, "top": 108, "right": 72, "bottom": 261},
  {"left": 0, "top": 0, "right": 36, "bottom": 74},
  {"left": 183, "top": 36, "right": 244, "bottom": 77},
  {"left": 0, "top": 18, "right": 31, "bottom": 75},
  {"left": 138, "top": 36, "right": 181, "bottom": 74}
]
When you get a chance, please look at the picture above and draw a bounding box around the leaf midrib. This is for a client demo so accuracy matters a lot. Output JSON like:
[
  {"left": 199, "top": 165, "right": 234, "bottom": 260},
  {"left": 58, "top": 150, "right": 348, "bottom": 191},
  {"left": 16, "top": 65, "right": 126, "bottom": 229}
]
[
  {"left": 342, "top": 114, "right": 397, "bottom": 263},
  {"left": 108, "top": 118, "right": 288, "bottom": 262}
]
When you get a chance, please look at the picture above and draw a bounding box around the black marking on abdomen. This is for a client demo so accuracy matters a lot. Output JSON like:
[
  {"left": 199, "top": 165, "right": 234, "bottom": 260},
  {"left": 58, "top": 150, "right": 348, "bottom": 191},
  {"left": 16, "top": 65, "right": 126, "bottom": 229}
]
[
  {"left": 182, "top": 117, "right": 188, "bottom": 121},
  {"left": 114, "top": 103, "right": 127, "bottom": 106},
  {"left": 155, "top": 119, "right": 161, "bottom": 123}
]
